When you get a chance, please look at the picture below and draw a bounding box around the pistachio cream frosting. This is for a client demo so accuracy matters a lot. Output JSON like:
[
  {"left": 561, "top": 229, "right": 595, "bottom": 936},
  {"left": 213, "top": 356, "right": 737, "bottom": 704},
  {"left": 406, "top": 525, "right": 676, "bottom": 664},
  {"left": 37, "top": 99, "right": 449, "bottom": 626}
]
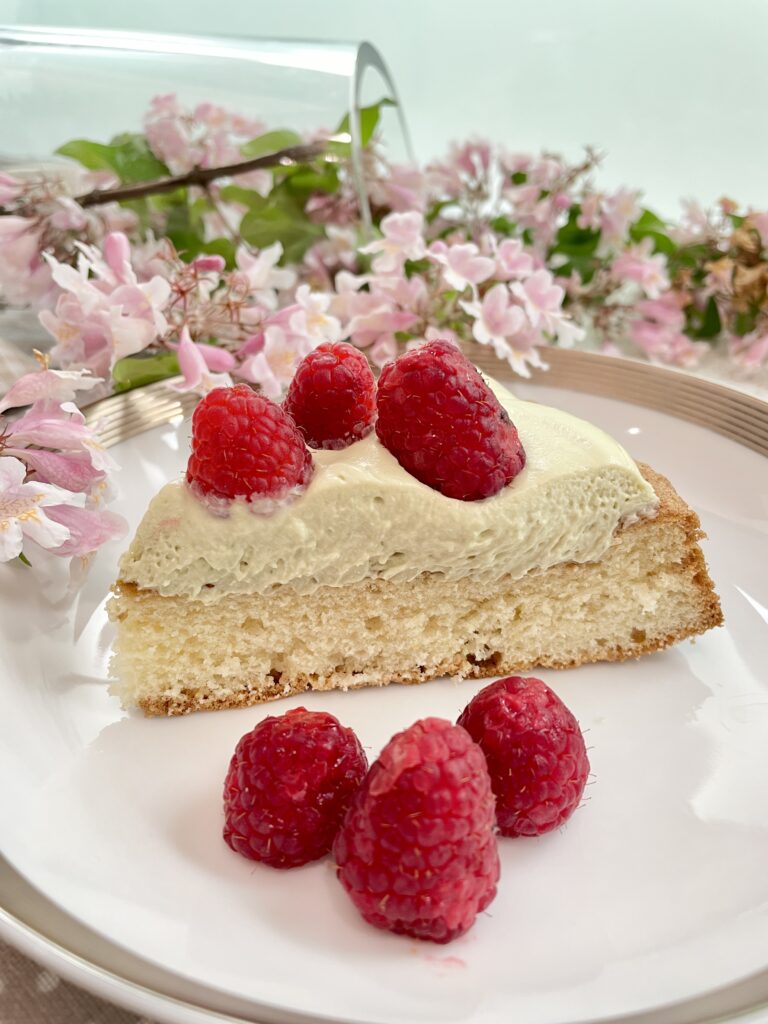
[{"left": 118, "top": 379, "right": 658, "bottom": 603}]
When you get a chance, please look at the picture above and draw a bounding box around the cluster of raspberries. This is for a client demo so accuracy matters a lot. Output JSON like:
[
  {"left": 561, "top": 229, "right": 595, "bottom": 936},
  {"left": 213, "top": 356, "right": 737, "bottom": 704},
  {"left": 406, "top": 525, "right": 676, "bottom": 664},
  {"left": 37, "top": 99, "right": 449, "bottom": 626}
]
[
  {"left": 223, "top": 676, "right": 589, "bottom": 944},
  {"left": 186, "top": 339, "right": 526, "bottom": 504}
]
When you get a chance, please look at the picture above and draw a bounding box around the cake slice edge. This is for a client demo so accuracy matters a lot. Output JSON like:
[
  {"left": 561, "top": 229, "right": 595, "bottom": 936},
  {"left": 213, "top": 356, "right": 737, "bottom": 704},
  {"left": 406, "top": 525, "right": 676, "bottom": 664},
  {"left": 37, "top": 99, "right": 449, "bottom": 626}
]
[{"left": 108, "top": 464, "right": 723, "bottom": 716}]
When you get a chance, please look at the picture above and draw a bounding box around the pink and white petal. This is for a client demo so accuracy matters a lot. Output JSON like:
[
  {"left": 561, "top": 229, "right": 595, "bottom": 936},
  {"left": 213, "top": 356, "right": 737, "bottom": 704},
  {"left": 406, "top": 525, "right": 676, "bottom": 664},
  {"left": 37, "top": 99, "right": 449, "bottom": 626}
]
[
  {"left": 0, "top": 456, "right": 27, "bottom": 490},
  {"left": 19, "top": 507, "right": 72, "bottom": 552},
  {"left": 0, "top": 518, "right": 24, "bottom": 562},
  {"left": 237, "top": 353, "right": 282, "bottom": 399},
  {"left": 45, "top": 504, "right": 127, "bottom": 557},
  {"left": 0, "top": 368, "right": 102, "bottom": 414},
  {"left": 4, "top": 449, "right": 102, "bottom": 493}
]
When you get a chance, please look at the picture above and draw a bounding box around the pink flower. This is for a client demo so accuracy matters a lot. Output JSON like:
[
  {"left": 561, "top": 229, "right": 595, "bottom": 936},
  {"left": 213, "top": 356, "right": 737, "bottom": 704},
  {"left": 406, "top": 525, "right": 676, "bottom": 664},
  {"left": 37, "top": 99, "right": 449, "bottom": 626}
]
[
  {"left": 367, "top": 163, "right": 426, "bottom": 212},
  {"left": 168, "top": 326, "right": 234, "bottom": 395},
  {"left": 359, "top": 211, "right": 425, "bottom": 273},
  {"left": 0, "top": 456, "right": 72, "bottom": 561},
  {"left": 6, "top": 449, "right": 104, "bottom": 494},
  {"left": 345, "top": 305, "right": 419, "bottom": 349},
  {"left": 0, "top": 217, "right": 54, "bottom": 306},
  {"left": 44, "top": 503, "right": 127, "bottom": 558},
  {"left": 510, "top": 270, "right": 584, "bottom": 348},
  {"left": 510, "top": 270, "right": 564, "bottom": 329},
  {"left": 0, "top": 367, "right": 101, "bottom": 414},
  {"left": 0, "top": 172, "right": 22, "bottom": 206},
  {"left": 430, "top": 241, "right": 495, "bottom": 294},
  {"left": 494, "top": 239, "right": 535, "bottom": 281},
  {"left": 611, "top": 238, "right": 670, "bottom": 299},
  {"left": 288, "top": 285, "right": 342, "bottom": 343},
  {"left": 460, "top": 283, "right": 540, "bottom": 374},
  {"left": 671, "top": 199, "right": 712, "bottom": 245},
  {"left": 233, "top": 243, "right": 296, "bottom": 309},
  {"left": 599, "top": 189, "right": 641, "bottom": 252},
  {"left": 729, "top": 330, "right": 768, "bottom": 370},
  {"left": 238, "top": 324, "right": 316, "bottom": 399},
  {"left": 629, "top": 294, "right": 706, "bottom": 367},
  {"left": 577, "top": 194, "right": 602, "bottom": 232},
  {"left": 39, "top": 245, "right": 170, "bottom": 377},
  {"left": 450, "top": 140, "right": 493, "bottom": 182},
  {"left": 144, "top": 94, "right": 265, "bottom": 175}
]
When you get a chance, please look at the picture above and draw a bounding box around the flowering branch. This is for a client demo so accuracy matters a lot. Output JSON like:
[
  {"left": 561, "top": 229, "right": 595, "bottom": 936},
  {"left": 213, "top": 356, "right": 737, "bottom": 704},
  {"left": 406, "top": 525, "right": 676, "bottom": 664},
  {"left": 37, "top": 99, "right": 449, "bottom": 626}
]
[{"left": 67, "top": 142, "right": 326, "bottom": 210}]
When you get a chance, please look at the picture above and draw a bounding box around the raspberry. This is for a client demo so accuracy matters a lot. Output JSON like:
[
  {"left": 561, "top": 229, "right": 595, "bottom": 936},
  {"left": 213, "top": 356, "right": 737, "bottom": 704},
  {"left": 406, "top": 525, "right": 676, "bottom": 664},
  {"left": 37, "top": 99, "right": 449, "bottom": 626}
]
[
  {"left": 283, "top": 342, "right": 376, "bottom": 450},
  {"left": 457, "top": 676, "right": 590, "bottom": 837},
  {"left": 375, "top": 340, "right": 526, "bottom": 501},
  {"left": 333, "top": 718, "right": 499, "bottom": 943},
  {"left": 223, "top": 708, "right": 368, "bottom": 869},
  {"left": 186, "top": 384, "right": 313, "bottom": 503}
]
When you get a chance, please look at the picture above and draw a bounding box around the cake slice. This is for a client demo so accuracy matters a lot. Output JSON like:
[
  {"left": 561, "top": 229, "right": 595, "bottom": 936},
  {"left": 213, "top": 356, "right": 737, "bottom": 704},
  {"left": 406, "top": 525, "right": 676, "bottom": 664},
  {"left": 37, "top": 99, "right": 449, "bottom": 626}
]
[{"left": 108, "top": 344, "right": 722, "bottom": 716}]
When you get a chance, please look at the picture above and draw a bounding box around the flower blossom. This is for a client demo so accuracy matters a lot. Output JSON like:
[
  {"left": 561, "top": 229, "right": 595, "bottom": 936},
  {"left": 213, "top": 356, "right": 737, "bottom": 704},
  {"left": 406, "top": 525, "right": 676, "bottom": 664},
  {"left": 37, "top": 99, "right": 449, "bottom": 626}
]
[
  {"left": 511, "top": 270, "right": 585, "bottom": 347},
  {"left": 238, "top": 323, "right": 318, "bottom": 400},
  {"left": 493, "top": 239, "right": 535, "bottom": 281},
  {"left": 611, "top": 238, "right": 670, "bottom": 299},
  {"left": 288, "top": 285, "right": 342, "bottom": 343},
  {"left": 729, "top": 329, "right": 768, "bottom": 370},
  {"left": 233, "top": 243, "right": 297, "bottom": 310},
  {"left": 168, "top": 326, "right": 234, "bottom": 396},
  {"left": 629, "top": 293, "right": 707, "bottom": 367},
  {"left": 359, "top": 211, "right": 425, "bottom": 273},
  {"left": 429, "top": 241, "right": 495, "bottom": 295},
  {"left": 0, "top": 216, "right": 55, "bottom": 306},
  {"left": 460, "top": 283, "right": 543, "bottom": 375},
  {"left": 0, "top": 367, "right": 101, "bottom": 415},
  {"left": 0, "top": 457, "right": 72, "bottom": 561},
  {"left": 599, "top": 189, "right": 641, "bottom": 252},
  {"left": 39, "top": 235, "right": 170, "bottom": 378}
]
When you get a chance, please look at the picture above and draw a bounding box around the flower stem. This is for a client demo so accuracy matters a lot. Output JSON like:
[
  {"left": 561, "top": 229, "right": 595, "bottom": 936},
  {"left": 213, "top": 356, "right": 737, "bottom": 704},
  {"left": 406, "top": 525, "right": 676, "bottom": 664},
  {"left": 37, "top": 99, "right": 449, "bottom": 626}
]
[{"left": 0, "top": 142, "right": 326, "bottom": 215}]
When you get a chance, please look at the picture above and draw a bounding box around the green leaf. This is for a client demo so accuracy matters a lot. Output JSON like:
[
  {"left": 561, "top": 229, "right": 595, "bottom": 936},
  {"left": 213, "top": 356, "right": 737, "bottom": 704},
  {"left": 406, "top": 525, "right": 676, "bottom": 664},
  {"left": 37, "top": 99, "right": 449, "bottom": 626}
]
[
  {"left": 549, "top": 207, "right": 601, "bottom": 282},
  {"left": 334, "top": 97, "right": 396, "bottom": 148},
  {"left": 404, "top": 257, "right": 432, "bottom": 278},
  {"left": 686, "top": 295, "right": 722, "bottom": 340},
  {"left": 510, "top": 171, "right": 527, "bottom": 185},
  {"left": 112, "top": 352, "right": 181, "bottom": 394},
  {"left": 239, "top": 187, "right": 324, "bottom": 263},
  {"left": 241, "top": 130, "right": 303, "bottom": 159},
  {"left": 629, "top": 208, "right": 675, "bottom": 256},
  {"left": 218, "top": 184, "right": 268, "bottom": 207},
  {"left": 426, "top": 198, "right": 455, "bottom": 225},
  {"left": 56, "top": 133, "right": 169, "bottom": 183},
  {"left": 734, "top": 309, "right": 758, "bottom": 336},
  {"left": 283, "top": 163, "right": 340, "bottom": 197},
  {"left": 17, "top": 552, "right": 31, "bottom": 568},
  {"left": 490, "top": 215, "right": 517, "bottom": 236}
]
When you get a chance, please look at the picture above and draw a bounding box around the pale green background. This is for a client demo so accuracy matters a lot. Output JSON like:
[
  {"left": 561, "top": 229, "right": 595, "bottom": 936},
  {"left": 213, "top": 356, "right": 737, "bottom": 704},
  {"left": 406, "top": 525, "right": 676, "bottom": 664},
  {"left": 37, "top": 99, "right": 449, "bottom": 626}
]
[{"left": 1, "top": 0, "right": 766, "bottom": 215}]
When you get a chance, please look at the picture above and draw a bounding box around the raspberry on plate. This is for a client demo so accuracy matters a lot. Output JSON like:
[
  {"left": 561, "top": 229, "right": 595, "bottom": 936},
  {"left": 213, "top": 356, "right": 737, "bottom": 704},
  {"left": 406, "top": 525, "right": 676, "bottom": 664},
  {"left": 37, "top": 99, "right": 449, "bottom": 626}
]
[
  {"left": 333, "top": 717, "right": 499, "bottom": 943},
  {"left": 186, "top": 383, "right": 313, "bottom": 503},
  {"left": 223, "top": 708, "right": 368, "bottom": 869},
  {"left": 283, "top": 342, "right": 376, "bottom": 450},
  {"left": 375, "top": 339, "right": 526, "bottom": 501},
  {"left": 458, "top": 676, "right": 590, "bottom": 837}
]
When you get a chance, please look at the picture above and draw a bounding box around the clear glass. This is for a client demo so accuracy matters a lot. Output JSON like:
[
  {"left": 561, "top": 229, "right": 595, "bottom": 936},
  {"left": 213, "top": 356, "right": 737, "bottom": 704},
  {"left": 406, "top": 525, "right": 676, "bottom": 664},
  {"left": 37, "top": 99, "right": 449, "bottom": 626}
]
[{"left": 0, "top": 26, "right": 412, "bottom": 221}]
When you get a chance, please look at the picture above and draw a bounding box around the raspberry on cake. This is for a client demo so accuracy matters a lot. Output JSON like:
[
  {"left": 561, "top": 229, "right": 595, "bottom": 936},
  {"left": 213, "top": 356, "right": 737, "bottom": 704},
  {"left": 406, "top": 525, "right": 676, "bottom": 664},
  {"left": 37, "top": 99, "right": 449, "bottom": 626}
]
[
  {"left": 333, "top": 718, "right": 499, "bottom": 943},
  {"left": 108, "top": 344, "right": 722, "bottom": 716},
  {"left": 284, "top": 341, "right": 376, "bottom": 450},
  {"left": 187, "top": 383, "right": 313, "bottom": 505},
  {"left": 377, "top": 340, "right": 526, "bottom": 500}
]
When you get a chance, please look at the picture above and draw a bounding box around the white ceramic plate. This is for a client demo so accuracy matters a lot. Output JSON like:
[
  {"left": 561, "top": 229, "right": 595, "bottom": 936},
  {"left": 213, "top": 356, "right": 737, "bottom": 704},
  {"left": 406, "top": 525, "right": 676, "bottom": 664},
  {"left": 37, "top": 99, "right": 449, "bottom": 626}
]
[{"left": 2, "top": 365, "right": 768, "bottom": 1024}]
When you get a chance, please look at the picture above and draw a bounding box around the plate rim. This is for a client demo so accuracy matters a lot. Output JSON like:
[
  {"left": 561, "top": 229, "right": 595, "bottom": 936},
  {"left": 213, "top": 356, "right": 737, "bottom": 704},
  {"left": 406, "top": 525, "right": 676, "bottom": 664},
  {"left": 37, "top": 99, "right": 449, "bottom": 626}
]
[{"left": 4, "top": 347, "right": 768, "bottom": 1024}]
